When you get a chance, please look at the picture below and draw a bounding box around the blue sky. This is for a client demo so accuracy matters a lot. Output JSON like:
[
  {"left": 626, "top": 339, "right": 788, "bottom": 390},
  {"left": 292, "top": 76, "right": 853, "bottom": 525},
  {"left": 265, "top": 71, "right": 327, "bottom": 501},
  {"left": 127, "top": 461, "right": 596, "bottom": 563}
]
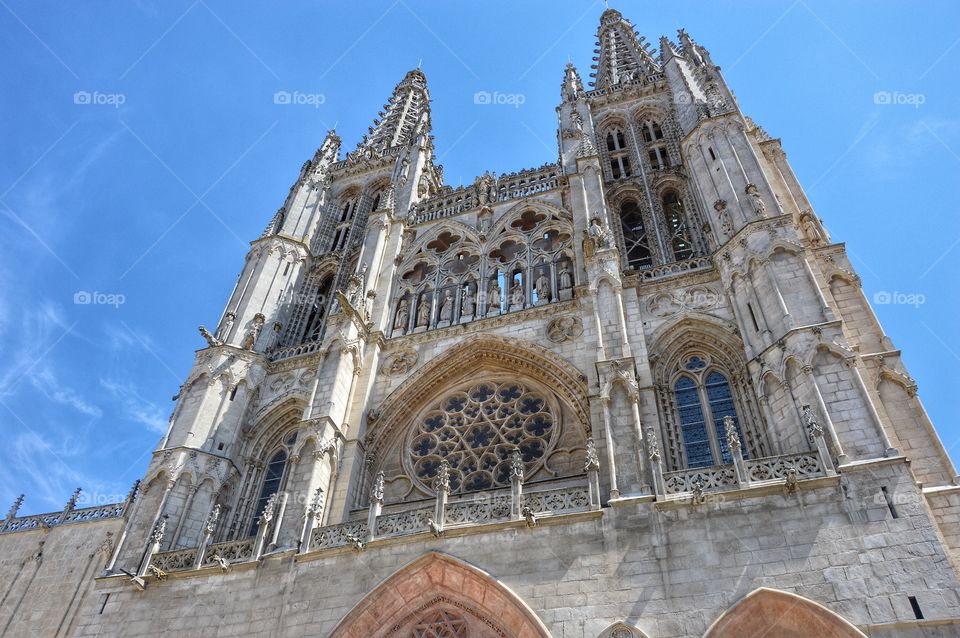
[{"left": 2, "top": 1, "right": 959, "bottom": 514}]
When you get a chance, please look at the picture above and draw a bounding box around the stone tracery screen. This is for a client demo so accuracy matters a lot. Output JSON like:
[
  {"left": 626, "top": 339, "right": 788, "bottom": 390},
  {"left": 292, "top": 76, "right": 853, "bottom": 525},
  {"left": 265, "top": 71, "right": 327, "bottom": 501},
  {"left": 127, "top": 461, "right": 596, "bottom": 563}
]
[
  {"left": 409, "top": 381, "right": 557, "bottom": 494},
  {"left": 411, "top": 610, "right": 468, "bottom": 638}
]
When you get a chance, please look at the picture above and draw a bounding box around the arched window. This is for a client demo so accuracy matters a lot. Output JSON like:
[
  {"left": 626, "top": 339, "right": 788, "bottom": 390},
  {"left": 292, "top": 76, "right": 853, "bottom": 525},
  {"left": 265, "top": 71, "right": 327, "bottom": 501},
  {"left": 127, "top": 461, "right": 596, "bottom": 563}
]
[
  {"left": 411, "top": 610, "right": 468, "bottom": 638},
  {"left": 663, "top": 191, "right": 694, "bottom": 262},
  {"left": 641, "top": 120, "right": 670, "bottom": 170},
  {"left": 247, "top": 448, "right": 289, "bottom": 537},
  {"left": 371, "top": 192, "right": 382, "bottom": 211},
  {"left": 619, "top": 200, "right": 653, "bottom": 270},
  {"left": 301, "top": 275, "right": 333, "bottom": 342},
  {"left": 332, "top": 198, "right": 357, "bottom": 251},
  {"left": 605, "top": 128, "right": 632, "bottom": 179},
  {"left": 673, "top": 359, "right": 747, "bottom": 468}
]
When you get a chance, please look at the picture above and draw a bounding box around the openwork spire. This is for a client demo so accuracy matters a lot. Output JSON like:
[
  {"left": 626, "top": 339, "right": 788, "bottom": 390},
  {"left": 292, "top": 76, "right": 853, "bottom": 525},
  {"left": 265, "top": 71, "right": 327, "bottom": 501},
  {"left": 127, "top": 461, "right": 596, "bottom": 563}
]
[
  {"left": 360, "top": 69, "right": 431, "bottom": 152},
  {"left": 590, "top": 9, "right": 661, "bottom": 89}
]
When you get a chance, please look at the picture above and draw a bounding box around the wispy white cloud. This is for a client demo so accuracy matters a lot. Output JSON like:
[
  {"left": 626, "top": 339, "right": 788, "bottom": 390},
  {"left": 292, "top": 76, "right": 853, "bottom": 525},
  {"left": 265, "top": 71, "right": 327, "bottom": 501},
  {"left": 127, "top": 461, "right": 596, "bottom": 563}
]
[{"left": 100, "top": 377, "right": 169, "bottom": 434}]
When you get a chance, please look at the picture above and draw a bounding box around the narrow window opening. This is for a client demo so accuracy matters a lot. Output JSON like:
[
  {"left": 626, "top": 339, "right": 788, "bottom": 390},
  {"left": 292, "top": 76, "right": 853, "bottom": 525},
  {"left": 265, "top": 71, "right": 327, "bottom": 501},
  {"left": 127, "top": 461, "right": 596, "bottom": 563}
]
[
  {"left": 908, "top": 596, "right": 924, "bottom": 619},
  {"left": 708, "top": 147, "right": 716, "bottom": 161},
  {"left": 881, "top": 486, "right": 899, "bottom": 519},
  {"left": 229, "top": 386, "right": 238, "bottom": 401},
  {"left": 747, "top": 303, "right": 760, "bottom": 332},
  {"left": 99, "top": 593, "right": 110, "bottom": 614},
  {"left": 283, "top": 263, "right": 290, "bottom": 276},
  {"left": 217, "top": 441, "right": 225, "bottom": 451}
]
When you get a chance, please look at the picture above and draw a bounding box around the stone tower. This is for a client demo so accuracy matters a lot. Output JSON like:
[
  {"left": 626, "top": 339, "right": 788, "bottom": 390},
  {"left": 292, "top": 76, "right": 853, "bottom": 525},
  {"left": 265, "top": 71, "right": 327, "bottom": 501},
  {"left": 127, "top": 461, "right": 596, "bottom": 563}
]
[{"left": 2, "top": 8, "right": 959, "bottom": 638}]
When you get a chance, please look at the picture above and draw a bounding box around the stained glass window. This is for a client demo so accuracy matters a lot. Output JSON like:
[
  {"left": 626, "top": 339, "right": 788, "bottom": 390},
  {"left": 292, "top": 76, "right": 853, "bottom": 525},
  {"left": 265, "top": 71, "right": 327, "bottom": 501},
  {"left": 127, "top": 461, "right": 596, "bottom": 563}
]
[
  {"left": 706, "top": 371, "right": 747, "bottom": 463},
  {"left": 410, "top": 381, "right": 555, "bottom": 494},
  {"left": 248, "top": 449, "right": 287, "bottom": 537},
  {"left": 675, "top": 376, "right": 713, "bottom": 468}
]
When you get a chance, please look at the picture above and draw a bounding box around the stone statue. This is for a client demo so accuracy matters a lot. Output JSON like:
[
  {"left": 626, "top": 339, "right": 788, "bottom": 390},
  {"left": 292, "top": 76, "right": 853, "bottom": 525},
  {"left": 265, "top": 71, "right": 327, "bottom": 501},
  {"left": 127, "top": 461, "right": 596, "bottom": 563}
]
[
  {"left": 535, "top": 272, "right": 550, "bottom": 304},
  {"left": 800, "top": 212, "right": 826, "bottom": 246},
  {"left": 462, "top": 286, "right": 475, "bottom": 316},
  {"left": 475, "top": 171, "right": 496, "bottom": 206},
  {"left": 416, "top": 293, "right": 432, "bottom": 327},
  {"left": 241, "top": 314, "right": 265, "bottom": 350},
  {"left": 558, "top": 263, "right": 573, "bottom": 290},
  {"left": 588, "top": 217, "right": 610, "bottom": 250},
  {"left": 215, "top": 312, "right": 235, "bottom": 341},
  {"left": 439, "top": 290, "right": 453, "bottom": 322},
  {"left": 394, "top": 298, "right": 409, "bottom": 330},
  {"left": 510, "top": 280, "right": 524, "bottom": 310},
  {"left": 745, "top": 184, "right": 767, "bottom": 218},
  {"left": 488, "top": 279, "right": 501, "bottom": 312}
]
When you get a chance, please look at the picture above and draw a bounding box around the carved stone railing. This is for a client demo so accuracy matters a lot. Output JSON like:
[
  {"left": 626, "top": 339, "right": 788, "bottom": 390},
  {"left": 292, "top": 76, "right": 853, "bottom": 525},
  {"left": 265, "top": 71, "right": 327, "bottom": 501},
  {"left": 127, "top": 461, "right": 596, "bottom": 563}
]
[
  {"left": 203, "top": 538, "right": 254, "bottom": 565},
  {"left": 583, "top": 73, "right": 666, "bottom": 98},
  {"left": 409, "top": 164, "right": 563, "bottom": 226},
  {"left": 269, "top": 339, "right": 323, "bottom": 362},
  {"left": 523, "top": 486, "right": 591, "bottom": 513},
  {"left": 374, "top": 506, "right": 433, "bottom": 538},
  {"left": 310, "top": 520, "right": 368, "bottom": 551},
  {"left": 151, "top": 547, "right": 198, "bottom": 572},
  {"left": 494, "top": 165, "right": 562, "bottom": 202},
  {"left": 663, "top": 465, "right": 738, "bottom": 495},
  {"left": 744, "top": 452, "right": 823, "bottom": 482},
  {"left": 445, "top": 494, "right": 512, "bottom": 525},
  {"left": 1, "top": 501, "right": 129, "bottom": 534},
  {"left": 638, "top": 256, "right": 713, "bottom": 282},
  {"left": 662, "top": 451, "right": 828, "bottom": 497}
]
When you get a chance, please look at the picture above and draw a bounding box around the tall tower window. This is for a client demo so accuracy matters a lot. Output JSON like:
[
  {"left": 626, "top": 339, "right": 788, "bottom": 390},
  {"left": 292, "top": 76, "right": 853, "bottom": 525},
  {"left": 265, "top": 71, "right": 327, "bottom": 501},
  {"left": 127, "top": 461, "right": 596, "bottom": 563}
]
[
  {"left": 674, "top": 362, "right": 747, "bottom": 468},
  {"left": 605, "top": 129, "right": 632, "bottom": 179},
  {"left": 619, "top": 201, "right": 653, "bottom": 270},
  {"left": 641, "top": 120, "right": 670, "bottom": 170},
  {"left": 332, "top": 198, "right": 357, "bottom": 251},
  {"left": 247, "top": 448, "right": 289, "bottom": 537},
  {"left": 663, "top": 191, "right": 694, "bottom": 261}
]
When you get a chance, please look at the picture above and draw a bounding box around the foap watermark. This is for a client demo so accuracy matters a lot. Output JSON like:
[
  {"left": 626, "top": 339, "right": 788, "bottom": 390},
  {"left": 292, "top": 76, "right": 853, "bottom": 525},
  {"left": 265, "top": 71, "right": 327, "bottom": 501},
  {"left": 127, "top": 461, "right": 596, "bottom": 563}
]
[
  {"left": 73, "top": 90, "right": 126, "bottom": 108},
  {"left": 273, "top": 90, "right": 325, "bottom": 108},
  {"left": 873, "top": 290, "right": 925, "bottom": 308},
  {"left": 873, "top": 91, "right": 926, "bottom": 108},
  {"left": 473, "top": 90, "right": 525, "bottom": 108},
  {"left": 74, "top": 291, "right": 126, "bottom": 308}
]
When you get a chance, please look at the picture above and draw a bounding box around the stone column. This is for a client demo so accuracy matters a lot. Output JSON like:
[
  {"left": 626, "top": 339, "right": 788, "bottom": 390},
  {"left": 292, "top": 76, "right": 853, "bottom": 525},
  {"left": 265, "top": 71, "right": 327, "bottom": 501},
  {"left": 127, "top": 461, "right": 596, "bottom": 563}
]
[
  {"left": 136, "top": 515, "right": 168, "bottom": 579},
  {"left": 725, "top": 416, "right": 750, "bottom": 487},
  {"left": 253, "top": 493, "right": 278, "bottom": 560},
  {"left": 430, "top": 461, "right": 450, "bottom": 535},
  {"left": 366, "top": 472, "right": 384, "bottom": 542},
  {"left": 802, "top": 405, "right": 837, "bottom": 476},
  {"left": 762, "top": 258, "right": 793, "bottom": 330},
  {"left": 510, "top": 449, "right": 524, "bottom": 521},
  {"left": 585, "top": 439, "right": 601, "bottom": 510},
  {"left": 169, "top": 485, "right": 198, "bottom": 550},
  {"left": 193, "top": 504, "right": 220, "bottom": 570},
  {"left": 646, "top": 425, "right": 666, "bottom": 499},
  {"left": 848, "top": 360, "right": 898, "bottom": 456},
  {"left": 298, "top": 488, "right": 324, "bottom": 553},
  {"left": 800, "top": 254, "right": 835, "bottom": 320},
  {"left": 802, "top": 367, "right": 846, "bottom": 463},
  {"left": 599, "top": 397, "right": 619, "bottom": 499}
]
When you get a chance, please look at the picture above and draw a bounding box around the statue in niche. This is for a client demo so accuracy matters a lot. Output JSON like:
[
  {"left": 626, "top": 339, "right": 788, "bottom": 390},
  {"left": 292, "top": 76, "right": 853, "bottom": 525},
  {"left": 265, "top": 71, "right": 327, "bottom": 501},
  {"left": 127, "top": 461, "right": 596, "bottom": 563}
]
[
  {"left": 745, "top": 184, "right": 767, "bottom": 218},
  {"left": 800, "top": 212, "right": 826, "bottom": 246},
  {"left": 461, "top": 285, "right": 475, "bottom": 316},
  {"left": 241, "top": 314, "right": 265, "bottom": 350},
  {"left": 416, "top": 293, "right": 432, "bottom": 327},
  {"left": 487, "top": 279, "right": 501, "bottom": 312},
  {"left": 558, "top": 263, "right": 573, "bottom": 291},
  {"left": 439, "top": 290, "right": 453, "bottom": 322},
  {"left": 509, "top": 279, "right": 524, "bottom": 310},
  {"left": 215, "top": 312, "right": 235, "bottom": 342},
  {"left": 394, "top": 298, "right": 409, "bottom": 331},
  {"left": 535, "top": 272, "right": 550, "bottom": 304},
  {"left": 588, "top": 216, "right": 610, "bottom": 249}
]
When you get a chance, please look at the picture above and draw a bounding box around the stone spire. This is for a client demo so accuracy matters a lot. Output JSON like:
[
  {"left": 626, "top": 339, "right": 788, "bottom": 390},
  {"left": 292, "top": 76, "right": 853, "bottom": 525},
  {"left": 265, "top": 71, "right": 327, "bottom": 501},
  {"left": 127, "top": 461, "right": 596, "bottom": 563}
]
[
  {"left": 677, "top": 28, "right": 711, "bottom": 67},
  {"left": 359, "top": 69, "right": 431, "bottom": 152},
  {"left": 561, "top": 62, "right": 585, "bottom": 102},
  {"left": 590, "top": 8, "right": 660, "bottom": 89}
]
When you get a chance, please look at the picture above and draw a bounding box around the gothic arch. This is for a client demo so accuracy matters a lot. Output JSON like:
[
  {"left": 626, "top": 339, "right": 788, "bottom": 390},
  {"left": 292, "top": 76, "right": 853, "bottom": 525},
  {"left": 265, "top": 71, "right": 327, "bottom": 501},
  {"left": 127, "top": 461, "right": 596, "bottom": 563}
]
[
  {"left": 703, "top": 588, "right": 866, "bottom": 638},
  {"left": 598, "top": 621, "right": 650, "bottom": 638},
  {"left": 329, "top": 552, "right": 552, "bottom": 638},
  {"left": 365, "top": 334, "right": 590, "bottom": 503}
]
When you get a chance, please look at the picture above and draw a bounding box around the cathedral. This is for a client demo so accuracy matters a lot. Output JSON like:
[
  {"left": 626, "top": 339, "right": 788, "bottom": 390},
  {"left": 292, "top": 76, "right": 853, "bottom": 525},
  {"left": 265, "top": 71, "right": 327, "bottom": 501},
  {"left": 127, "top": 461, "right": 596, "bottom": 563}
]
[{"left": 3, "top": 8, "right": 960, "bottom": 637}]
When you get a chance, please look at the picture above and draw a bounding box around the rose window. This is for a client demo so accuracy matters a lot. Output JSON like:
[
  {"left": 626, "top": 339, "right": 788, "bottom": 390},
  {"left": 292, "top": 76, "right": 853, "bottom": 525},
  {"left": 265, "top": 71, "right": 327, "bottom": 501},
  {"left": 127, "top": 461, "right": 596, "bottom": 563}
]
[{"left": 409, "top": 381, "right": 557, "bottom": 494}]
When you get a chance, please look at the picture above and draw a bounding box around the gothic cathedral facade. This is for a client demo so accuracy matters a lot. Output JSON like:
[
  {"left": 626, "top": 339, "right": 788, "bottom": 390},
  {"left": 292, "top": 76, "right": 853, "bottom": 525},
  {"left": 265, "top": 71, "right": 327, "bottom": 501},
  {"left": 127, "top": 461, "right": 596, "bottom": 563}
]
[{"left": 2, "top": 8, "right": 960, "bottom": 638}]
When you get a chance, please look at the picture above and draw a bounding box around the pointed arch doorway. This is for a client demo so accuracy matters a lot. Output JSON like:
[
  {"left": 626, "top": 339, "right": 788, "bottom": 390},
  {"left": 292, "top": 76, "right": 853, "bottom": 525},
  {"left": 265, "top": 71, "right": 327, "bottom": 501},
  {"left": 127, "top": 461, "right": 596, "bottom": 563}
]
[
  {"left": 329, "top": 552, "right": 552, "bottom": 638},
  {"left": 704, "top": 588, "right": 867, "bottom": 638}
]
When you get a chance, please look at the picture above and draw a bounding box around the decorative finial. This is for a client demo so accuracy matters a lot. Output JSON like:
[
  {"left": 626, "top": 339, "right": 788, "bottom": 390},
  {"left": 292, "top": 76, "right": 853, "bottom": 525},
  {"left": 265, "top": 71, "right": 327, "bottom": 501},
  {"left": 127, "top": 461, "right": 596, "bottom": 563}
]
[
  {"left": 64, "top": 488, "right": 81, "bottom": 512},
  {"left": 6, "top": 494, "right": 24, "bottom": 521}
]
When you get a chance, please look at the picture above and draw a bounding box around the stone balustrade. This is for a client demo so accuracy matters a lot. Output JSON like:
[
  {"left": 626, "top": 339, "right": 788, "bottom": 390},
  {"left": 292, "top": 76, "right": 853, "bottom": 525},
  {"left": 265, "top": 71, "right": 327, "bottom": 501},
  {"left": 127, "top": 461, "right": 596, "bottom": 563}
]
[
  {"left": 661, "top": 451, "right": 827, "bottom": 498},
  {"left": 1, "top": 501, "right": 129, "bottom": 534}
]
